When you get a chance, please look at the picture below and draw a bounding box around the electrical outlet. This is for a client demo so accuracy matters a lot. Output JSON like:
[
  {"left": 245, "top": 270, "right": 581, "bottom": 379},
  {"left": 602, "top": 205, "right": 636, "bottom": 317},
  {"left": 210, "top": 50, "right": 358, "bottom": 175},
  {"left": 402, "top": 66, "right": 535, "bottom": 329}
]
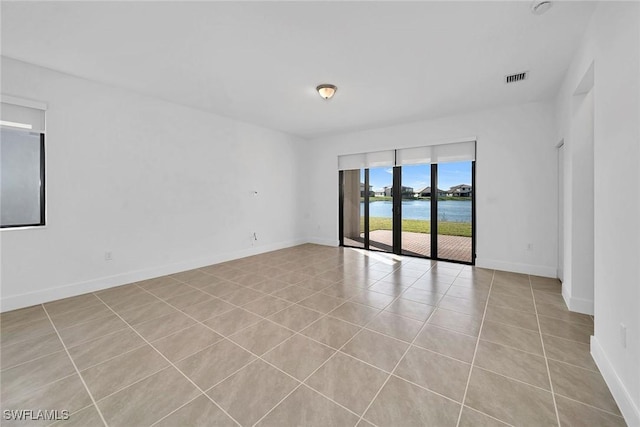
[
  {"left": 105, "top": 251, "right": 113, "bottom": 261},
  {"left": 620, "top": 323, "right": 627, "bottom": 348}
]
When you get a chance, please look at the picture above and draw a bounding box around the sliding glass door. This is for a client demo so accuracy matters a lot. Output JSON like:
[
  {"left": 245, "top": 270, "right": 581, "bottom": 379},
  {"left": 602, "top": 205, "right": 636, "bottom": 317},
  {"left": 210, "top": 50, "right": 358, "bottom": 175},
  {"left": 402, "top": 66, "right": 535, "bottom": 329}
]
[{"left": 339, "top": 153, "right": 475, "bottom": 265}]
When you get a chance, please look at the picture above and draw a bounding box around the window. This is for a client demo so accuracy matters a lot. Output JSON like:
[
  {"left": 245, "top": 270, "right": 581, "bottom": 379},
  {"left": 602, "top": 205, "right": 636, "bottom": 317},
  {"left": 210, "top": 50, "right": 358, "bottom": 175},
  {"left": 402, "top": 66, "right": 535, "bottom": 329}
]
[{"left": 1, "top": 97, "right": 46, "bottom": 228}]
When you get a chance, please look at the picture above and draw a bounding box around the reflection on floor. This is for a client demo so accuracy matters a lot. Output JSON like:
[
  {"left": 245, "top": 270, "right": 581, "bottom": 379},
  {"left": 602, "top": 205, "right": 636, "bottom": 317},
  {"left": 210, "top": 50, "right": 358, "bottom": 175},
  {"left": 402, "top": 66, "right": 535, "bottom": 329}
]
[{"left": 0, "top": 244, "right": 625, "bottom": 426}]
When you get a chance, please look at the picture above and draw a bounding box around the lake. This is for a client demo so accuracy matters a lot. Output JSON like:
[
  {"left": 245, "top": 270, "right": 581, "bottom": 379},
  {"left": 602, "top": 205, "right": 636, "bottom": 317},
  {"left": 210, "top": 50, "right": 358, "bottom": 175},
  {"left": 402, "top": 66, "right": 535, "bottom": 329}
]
[{"left": 361, "top": 200, "right": 471, "bottom": 222}]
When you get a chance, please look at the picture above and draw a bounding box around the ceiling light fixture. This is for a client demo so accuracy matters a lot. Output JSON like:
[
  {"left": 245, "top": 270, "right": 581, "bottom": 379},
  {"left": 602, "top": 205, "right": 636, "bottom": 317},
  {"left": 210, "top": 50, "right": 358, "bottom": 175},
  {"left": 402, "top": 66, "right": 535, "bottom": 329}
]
[
  {"left": 316, "top": 84, "right": 337, "bottom": 100},
  {"left": 531, "top": 0, "right": 552, "bottom": 15}
]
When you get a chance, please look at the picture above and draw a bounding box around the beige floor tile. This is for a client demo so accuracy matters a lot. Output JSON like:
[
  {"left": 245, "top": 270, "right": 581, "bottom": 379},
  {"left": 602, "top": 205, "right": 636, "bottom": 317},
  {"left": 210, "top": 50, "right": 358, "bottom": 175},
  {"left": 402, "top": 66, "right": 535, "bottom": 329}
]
[
  {"left": 229, "top": 320, "right": 294, "bottom": 356},
  {"left": 105, "top": 290, "right": 158, "bottom": 312},
  {"left": 185, "top": 273, "right": 227, "bottom": 289},
  {"left": 536, "top": 302, "right": 593, "bottom": 325},
  {"left": 181, "top": 298, "right": 235, "bottom": 322},
  {"left": 1, "top": 374, "right": 92, "bottom": 423},
  {"left": 428, "top": 308, "right": 482, "bottom": 336},
  {"left": 298, "top": 293, "right": 345, "bottom": 313},
  {"left": 1, "top": 351, "right": 75, "bottom": 401},
  {"left": 548, "top": 360, "right": 621, "bottom": 415},
  {"left": 446, "top": 285, "right": 489, "bottom": 301},
  {"left": 98, "top": 367, "right": 200, "bottom": 427},
  {"left": 411, "top": 279, "right": 452, "bottom": 294},
  {"left": 459, "top": 406, "right": 510, "bottom": 426},
  {"left": 48, "top": 304, "right": 113, "bottom": 330},
  {"left": 201, "top": 281, "right": 243, "bottom": 298},
  {"left": 155, "top": 395, "right": 236, "bottom": 427},
  {"left": 116, "top": 300, "right": 178, "bottom": 325},
  {"left": 1, "top": 332, "right": 63, "bottom": 370},
  {"left": 414, "top": 324, "right": 477, "bottom": 362},
  {"left": 341, "top": 329, "right": 408, "bottom": 372},
  {"left": 301, "top": 316, "right": 361, "bottom": 349},
  {"left": 0, "top": 305, "right": 48, "bottom": 330},
  {"left": 364, "top": 376, "right": 460, "bottom": 427},
  {"left": 485, "top": 305, "right": 539, "bottom": 331},
  {"left": 44, "top": 294, "right": 104, "bottom": 317},
  {"left": 491, "top": 283, "right": 533, "bottom": 300},
  {"left": 57, "top": 315, "right": 129, "bottom": 349},
  {"left": 555, "top": 395, "right": 627, "bottom": 427},
  {"left": 175, "top": 339, "right": 255, "bottom": 390},
  {"left": 234, "top": 273, "right": 268, "bottom": 287},
  {"left": 95, "top": 285, "right": 144, "bottom": 305},
  {"left": 452, "top": 277, "right": 492, "bottom": 290},
  {"left": 438, "top": 295, "right": 486, "bottom": 317},
  {"left": 220, "top": 287, "right": 266, "bottom": 306},
  {"left": 272, "top": 285, "right": 317, "bottom": 303},
  {"left": 132, "top": 311, "right": 196, "bottom": 341},
  {"left": 488, "top": 292, "right": 536, "bottom": 313},
  {"left": 81, "top": 345, "right": 169, "bottom": 400},
  {"left": 320, "top": 283, "right": 366, "bottom": 299},
  {"left": 145, "top": 282, "right": 194, "bottom": 300},
  {"left": 68, "top": 328, "right": 146, "bottom": 370},
  {"left": 348, "top": 290, "right": 396, "bottom": 309},
  {"left": 255, "top": 385, "right": 359, "bottom": 427},
  {"left": 539, "top": 316, "right": 593, "bottom": 344},
  {"left": 465, "top": 368, "right": 557, "bottom": 426},
  {"left": 1, "top": 318, "right": 56, "bottom": 347},
  {"left": 263, "top": 335, "right": 335, "bottom": 381},
  {"left": 384, "top": 298, "right": 436, "bottom": 322},
  {"left": 243, "top": 295, "right": 292, "bottom": 317},
  {"left": 366, "top": 311, "right": 424, "bottom": 342},
  {"left": 297, "top": 276, "right": 335, "bottom": 292},
  {"left": 543, "top": 334, "right": 598, "bottom": 371},
  {"left": 165, "top": 289, "right": 213, "bottom": 309},
  {"left": 395, "top": 346, "right": 470, "bottom": 401},
  {"left": 474, "top": 340, "right": 550, "bottom": 389},
  {"left": 250, "top": 278, "right": 292, "bottom": 294},
  {"left": 171, "top": 269, "right": 210, "bottom": 282},
  {"left": 530, "top": 278, "right": 562, "bottom": 294},
  {"left": 136, "top": 275, "right": 180, "bottom": 289},
  {"left": 152, "top": 324, "right": 223, "bottom": 362},
  {"left": 329, "top": 302, "right": 379, "bottom": 326},
  {"left": 268, "top": 304, "right": 324, "bottom": 332},
  {"left": 480, "top": 320, "right": 543, "bottom": 355},
  {"left": 203, "top": 308, "right": 262, "bottom": 336},
  {"left": 306, "top": 352, "right": 387, "bottom": 415},
  {"left": 367, "top": 282, "right": 408, "bottom": 296},
  {"left": 208, "top": 360, "right": 298, "bottom": 426},
  {"left": 533, "top": 290, "right": 565, "bottom": 305}
]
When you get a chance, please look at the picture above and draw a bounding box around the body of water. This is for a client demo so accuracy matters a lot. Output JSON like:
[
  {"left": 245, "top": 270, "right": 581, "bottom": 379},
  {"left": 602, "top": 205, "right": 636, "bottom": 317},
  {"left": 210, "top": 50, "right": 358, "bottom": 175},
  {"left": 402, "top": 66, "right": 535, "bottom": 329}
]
[{"left": 361, "top": 200, "right": 471, "bottom": 222}]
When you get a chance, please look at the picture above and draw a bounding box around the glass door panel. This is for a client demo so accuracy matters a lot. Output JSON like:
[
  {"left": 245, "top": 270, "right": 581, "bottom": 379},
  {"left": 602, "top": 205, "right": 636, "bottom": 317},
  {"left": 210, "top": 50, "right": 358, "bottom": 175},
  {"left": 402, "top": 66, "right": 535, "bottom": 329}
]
[
  {"left": 368, "top": 167, "right": 393, "bottom": 252},
  {"left": 436, "top": 161, "right": 473, "bottom": 262},
  {"left": 401, "top": 164, "right": 431, "bottom": 257}
]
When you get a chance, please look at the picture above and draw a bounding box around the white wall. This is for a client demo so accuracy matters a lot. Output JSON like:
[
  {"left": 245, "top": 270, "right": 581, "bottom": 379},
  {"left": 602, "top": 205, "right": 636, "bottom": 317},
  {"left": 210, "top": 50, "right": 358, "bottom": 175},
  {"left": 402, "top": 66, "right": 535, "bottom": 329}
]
[
  {"left": 555, "top": 2, "right": 640, "bottom": 425},
  {"left": 301, "top": 101, "right": 559, "bottom": 278},
  {"left": 0, "top": 57, "right": 306, "bottom": 311}
]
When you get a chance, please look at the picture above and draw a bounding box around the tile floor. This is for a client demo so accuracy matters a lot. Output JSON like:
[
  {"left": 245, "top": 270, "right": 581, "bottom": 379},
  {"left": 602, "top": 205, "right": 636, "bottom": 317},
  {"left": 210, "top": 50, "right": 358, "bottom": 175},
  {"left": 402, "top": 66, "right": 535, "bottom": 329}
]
[{"left": 0, "top": 244, "right": 626, "bottom": 426}]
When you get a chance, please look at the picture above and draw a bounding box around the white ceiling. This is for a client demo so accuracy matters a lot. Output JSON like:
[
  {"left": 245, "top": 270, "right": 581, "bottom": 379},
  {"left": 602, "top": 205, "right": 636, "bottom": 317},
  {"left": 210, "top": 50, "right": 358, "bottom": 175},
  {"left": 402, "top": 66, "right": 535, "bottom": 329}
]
[{"left": 1, "top": 1, "right": 596, "bottom": 139}]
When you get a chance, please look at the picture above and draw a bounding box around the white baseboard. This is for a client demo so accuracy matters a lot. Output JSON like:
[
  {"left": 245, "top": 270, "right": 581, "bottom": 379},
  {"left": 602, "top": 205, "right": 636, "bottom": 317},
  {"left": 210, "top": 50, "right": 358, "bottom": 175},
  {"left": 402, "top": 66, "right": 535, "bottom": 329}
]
[
  {"left": 0, "top": 238, "right": 306, "bottom": 312},
  {"left": 591, "top": 336, "right": 640, "bottom": 427},
  {"left": 475, "top": 258, "right": 557, "bottom": 278}
]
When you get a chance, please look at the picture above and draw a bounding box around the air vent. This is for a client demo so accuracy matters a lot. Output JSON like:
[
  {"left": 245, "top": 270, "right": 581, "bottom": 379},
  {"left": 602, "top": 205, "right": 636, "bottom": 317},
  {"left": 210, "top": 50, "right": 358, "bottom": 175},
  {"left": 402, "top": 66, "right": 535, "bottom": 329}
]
[{"left": 505, "top": 71, "right": 528, "bottom": 84}]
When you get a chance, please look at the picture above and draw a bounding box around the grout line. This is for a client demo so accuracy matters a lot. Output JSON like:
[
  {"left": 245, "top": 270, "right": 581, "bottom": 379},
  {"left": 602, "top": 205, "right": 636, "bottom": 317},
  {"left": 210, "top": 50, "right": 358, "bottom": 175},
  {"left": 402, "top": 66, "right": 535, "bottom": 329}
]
[
  {"left": 148, "top": 393, "right": 205, "bottom": 426},
  {"left": 41, "top": 305, "right": 109, "bottom": 427},
  {"left": 530, "top": 275, "right": 561, "bottom": 427},
  {"left": 551, "top": 393, "right": 626, "bottom": 418},
  {"left": 455, "top": 270, "right": 495, "bottom": 427}
]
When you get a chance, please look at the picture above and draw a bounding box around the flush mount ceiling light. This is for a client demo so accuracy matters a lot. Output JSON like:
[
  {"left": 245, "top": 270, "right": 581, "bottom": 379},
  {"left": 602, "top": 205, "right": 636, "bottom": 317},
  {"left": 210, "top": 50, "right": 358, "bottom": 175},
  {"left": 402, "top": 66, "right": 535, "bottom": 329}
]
[
  {"left": 531, "top": 0, "right": 552, "bottom": 15},
  {"left": 316, "top": 84, "right": 337, "bottom": 100}
]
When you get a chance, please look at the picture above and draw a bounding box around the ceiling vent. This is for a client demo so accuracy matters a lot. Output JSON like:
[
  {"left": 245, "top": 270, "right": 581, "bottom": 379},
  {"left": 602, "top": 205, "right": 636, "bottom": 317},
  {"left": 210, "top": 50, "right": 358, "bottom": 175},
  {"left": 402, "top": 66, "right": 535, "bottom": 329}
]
[{"left": 505, "top": 71, "right": 528, "bottom": 84}]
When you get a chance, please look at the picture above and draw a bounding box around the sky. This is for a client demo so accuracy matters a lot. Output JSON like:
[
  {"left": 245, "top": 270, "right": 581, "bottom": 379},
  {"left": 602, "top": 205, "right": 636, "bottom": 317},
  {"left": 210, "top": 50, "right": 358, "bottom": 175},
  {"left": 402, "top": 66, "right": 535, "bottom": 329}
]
[{"left": 367, "top": 162, "right": 472, "bottom": 192}]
